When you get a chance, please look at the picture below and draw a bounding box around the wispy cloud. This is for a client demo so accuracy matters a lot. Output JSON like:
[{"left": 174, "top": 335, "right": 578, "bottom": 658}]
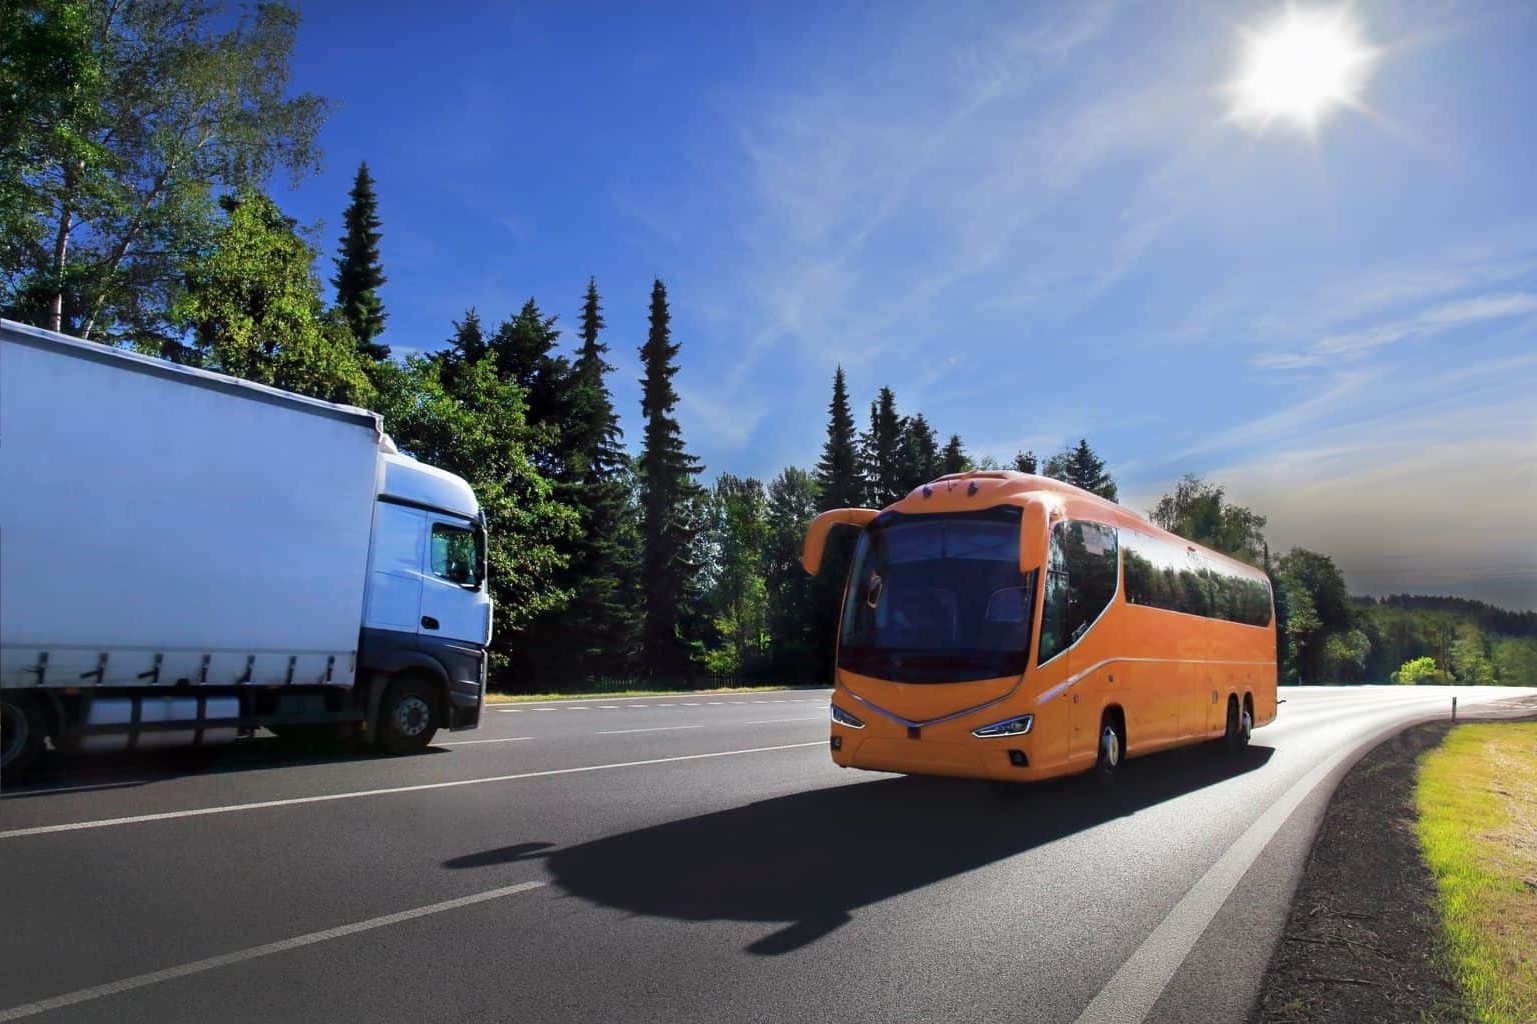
[{"left": 1255, "top": 291, "right": 1537, "bottom": 369}]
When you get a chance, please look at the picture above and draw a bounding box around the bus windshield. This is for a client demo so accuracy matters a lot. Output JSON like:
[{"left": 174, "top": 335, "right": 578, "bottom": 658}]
[{"left": 838, "top": 505, "right": 1036, "bottom": 684}]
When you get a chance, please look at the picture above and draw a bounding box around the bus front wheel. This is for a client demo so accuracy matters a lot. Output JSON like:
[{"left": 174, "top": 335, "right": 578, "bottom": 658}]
[{"left": 1094, "top": 714, "right": 1124, "bottom": 784}]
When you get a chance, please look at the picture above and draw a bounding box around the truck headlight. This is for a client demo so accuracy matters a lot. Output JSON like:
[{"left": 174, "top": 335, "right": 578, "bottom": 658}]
[
  {"left": 971, "top": 714, "right": 1033, "bottom": 738},
  {"left": 830, "top": 704, "right": 865, "bottom": 729}
]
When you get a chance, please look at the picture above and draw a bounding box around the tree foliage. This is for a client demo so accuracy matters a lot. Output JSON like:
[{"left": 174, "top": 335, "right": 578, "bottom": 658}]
[
  {"left": 1149, "top": 474, "right": 1268, "bottom": 565},
  {"left": 173, "top": 189, "right": 371, "bottom": 404},
  {"left": 2, "top": 0, "right": 327, "bottom": 342},
  {"left": 1044, "top": 438, "right": 1117, "bottom": 500},
  {"left": 814, "top": 366, "right": 862, "bottom": 511},
  {"left": 331, "top": 161, "right": 387, "bottom": 360},
  {"left": 637, "top": 279, "right": 704, "bottom": 677}
]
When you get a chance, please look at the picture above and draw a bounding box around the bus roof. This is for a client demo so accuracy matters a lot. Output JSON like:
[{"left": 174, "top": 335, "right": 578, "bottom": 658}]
[{"left": 895, "top": 470, "right": 1268, "bottom": 582}]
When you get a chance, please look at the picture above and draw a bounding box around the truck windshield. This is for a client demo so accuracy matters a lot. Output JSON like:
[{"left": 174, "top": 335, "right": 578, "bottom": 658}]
[{"left": 838, "top": 505, "right": 1036, "bottom": 684}]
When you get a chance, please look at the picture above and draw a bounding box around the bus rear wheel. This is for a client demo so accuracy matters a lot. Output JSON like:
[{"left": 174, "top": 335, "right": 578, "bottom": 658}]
[{"left": 1224, "top": 697, "right": 1250, "bottom": 755}]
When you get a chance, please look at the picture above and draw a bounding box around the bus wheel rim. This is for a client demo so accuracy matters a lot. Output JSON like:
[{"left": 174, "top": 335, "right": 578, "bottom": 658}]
[{"left": 1101, "top": 726, "right": 1119, "bottom": 767}]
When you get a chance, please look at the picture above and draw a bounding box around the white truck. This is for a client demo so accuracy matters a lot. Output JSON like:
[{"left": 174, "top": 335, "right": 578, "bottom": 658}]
[{"left": 0, "top": 319, "right": 493, "bottom": 773}]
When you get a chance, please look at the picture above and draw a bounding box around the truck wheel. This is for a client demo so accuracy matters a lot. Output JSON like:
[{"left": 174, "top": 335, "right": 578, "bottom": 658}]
[
  {"left": 1, "top": 693, "right": 47, "bottom": 775},
  {"left": 376, "top": 677, "right": 438, "bottom": 755}
]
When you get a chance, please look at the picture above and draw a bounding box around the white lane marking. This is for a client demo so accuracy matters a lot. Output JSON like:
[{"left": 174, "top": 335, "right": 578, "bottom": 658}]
[
  {"left": 2, "top": 780, "right": 151, "bottom": 799},
  {"left": 598, "top": 705, "right": 619, "bottom": 709},
  {"left": 439, "top": 737, "right": 532, "bottom": 746},
  {"left": 1070, "top": 702, "right": 1451, "bottom": 1024},
  {"left": 594, "top": 725, "right": 705, "bottom": 736},
  {"left": 0, "top": 880, "right": 546, "bottom": 1022},
  {"left": 682, "top": 702, "right": 701, "bottom": 706},
  {"left": 494, "top": 708, "right": 525, "bottom": 713},
  {"left": 531, "top": 707, "right": 558, "bottom": 712},
  {"left": 565, "top": 706, "right": 590, "bottom": 711},
  {"left": 655, "top": 703, "right": 675, "bottom": 707},
  {"left": 745, "top": 717, "right": 825, "bottom": 725},
  {"left": 0, "top": 742, "right": 825, "bottom": 840},
  {"left": 707, "top": 702, "right": 725, "bottom": 705}
]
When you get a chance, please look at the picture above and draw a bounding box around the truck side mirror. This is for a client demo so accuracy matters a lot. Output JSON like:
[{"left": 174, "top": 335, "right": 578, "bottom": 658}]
[{"left": 801, "top": 508, "right": 879, "bottom": 576}]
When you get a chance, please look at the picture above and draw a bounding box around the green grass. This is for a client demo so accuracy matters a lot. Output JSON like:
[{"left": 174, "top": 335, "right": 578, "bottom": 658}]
[
  {"left": 485, "top": 684, "right": 824, "bottom": 704},
  {"left": 1416, "top": 722, "right": 1537, "bottom": 1024}
]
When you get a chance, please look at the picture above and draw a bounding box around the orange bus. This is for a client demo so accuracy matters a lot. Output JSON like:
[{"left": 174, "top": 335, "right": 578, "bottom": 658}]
[{"left": 801, "top": 471, "right": 1277, "bottom": 782}]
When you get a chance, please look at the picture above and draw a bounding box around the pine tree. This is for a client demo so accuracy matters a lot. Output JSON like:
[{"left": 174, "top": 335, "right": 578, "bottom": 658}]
[
  {"left": 637, "top": 279, "right": 705, "bottom": 678},
  {"left": 860, "top": 386, "right": 905, "bottom": 507},
  {"left": 487, "top": 299, "right": 572, "bottom": 477},
  {"left": 331, "top": 162, "right": 389, "bottom": 360},
  {"left": 899, "top": 412, "right": 940, "bottom": 491},
  {"left": 564, "top": 278, "right": 638, "bottom": 675},
  {"left": 941, "top": 434, "right": 970, "bottom": 475},
  {"left": 814, "top": 366, "right": 862, "bottom": 511},
  {"left": 1045, "top": 439, "right": 1117, "bottom": 499},
  {"left": 765, "top": 467, "right": 820, "bottom": 678},
  {"left": 1013, "top": 450, "right": 1038, "bottom": 474}
]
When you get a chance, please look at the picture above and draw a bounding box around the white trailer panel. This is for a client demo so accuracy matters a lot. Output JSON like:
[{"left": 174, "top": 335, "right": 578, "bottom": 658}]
[{"left": 0, "top": 321, "right": 383, "bottom": 688}]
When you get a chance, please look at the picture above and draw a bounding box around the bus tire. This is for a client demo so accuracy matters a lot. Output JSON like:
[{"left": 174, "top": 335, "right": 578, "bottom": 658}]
[
  {"left": 1095, "top": 712, "right": 1124, "bottom": 784},
  {"left": 1224, "top": 696, "right": 1250, "bottom": 755},
  {"left": 376, "top": 676, "right": 439, "bottom": 755},
  {"left": 1, "top": 692, "right": 48, "bottom": 775}
]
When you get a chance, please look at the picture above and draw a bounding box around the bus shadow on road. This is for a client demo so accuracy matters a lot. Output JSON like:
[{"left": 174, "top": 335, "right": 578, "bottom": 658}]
[{"left": 444, "top": 742, "right": 1274, "bottom": 955}]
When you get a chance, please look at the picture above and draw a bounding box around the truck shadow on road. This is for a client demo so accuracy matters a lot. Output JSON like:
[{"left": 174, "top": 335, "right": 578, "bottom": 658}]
[
  {"left": 444, "top": 743, "right": 1274, "bottom": 955},
  {"left": 3, "top": 736, "right": 442, "bottom": 797}
]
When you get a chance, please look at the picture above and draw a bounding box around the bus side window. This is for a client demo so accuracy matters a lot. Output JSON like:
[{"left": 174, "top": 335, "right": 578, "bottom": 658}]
[
  {"left": 1038, "top": 520, "right": 1118, "bottom": 665},
  {"left": 1038, "top": 523, "right": 1070, "bottom": 664}
]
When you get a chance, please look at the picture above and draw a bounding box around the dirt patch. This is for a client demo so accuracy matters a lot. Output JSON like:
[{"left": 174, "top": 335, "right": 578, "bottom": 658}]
[{"left": 1251, "top": 721, "right": 1465, "bottom": 1024}]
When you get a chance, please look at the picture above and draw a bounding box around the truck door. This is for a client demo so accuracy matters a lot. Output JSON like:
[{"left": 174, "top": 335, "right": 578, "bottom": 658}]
[
  {"left": 418, "top": 513, "right": 491, "bottom": 645},
  {"left": 364, "top": 502, "right": 425, "bottom": 635}
]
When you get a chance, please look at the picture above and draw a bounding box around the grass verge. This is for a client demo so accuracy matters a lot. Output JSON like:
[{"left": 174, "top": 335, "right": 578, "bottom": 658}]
[
  {"left": 485, "top": 684, "right": 824, "bottom": 704},
  {"left": 1416, "top": 721, "right": 1537, "bottom": 1024}
]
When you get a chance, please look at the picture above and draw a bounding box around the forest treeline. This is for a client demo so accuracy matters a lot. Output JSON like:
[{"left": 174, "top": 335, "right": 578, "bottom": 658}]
[{"left": 4, "top": 1, "right": 1531, "bottom": 691}]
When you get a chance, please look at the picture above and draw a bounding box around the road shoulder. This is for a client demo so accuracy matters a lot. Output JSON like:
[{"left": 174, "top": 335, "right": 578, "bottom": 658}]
[{"left": 1251, "top": 721, "right": 1463, "bottom": 1023}]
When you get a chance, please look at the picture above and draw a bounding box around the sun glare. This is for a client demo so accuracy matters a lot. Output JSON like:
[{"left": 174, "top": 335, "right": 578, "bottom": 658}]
[{"left": 1230, "top": 6, "right": 1376, "bottom": 133}]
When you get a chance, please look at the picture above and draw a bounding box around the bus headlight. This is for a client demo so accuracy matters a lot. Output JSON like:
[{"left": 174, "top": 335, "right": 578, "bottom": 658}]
[
  {"left": 971, "top": 714, "right": 1033, "bottom": 738},
  {"left": 830, "top": 704, "right": 865, "bottom": 729}
]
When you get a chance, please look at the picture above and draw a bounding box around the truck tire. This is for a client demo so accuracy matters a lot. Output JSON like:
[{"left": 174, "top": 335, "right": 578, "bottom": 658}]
[
  {"left": 376, "top": 677, "right": 438, "bottom": 755},
  {"left": 1, "top": 693, "right": 47, "bottom": 775}
]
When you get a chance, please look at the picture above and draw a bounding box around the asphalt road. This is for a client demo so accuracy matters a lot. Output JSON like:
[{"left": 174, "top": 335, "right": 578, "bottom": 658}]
[{"left": 2, "top": 684, "right": 1534, "bottom": 1024}]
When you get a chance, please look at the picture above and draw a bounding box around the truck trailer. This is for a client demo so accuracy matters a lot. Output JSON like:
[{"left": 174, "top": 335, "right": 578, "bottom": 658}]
[{"left": 0, "top": 319, "right": 493, "bottom": 773}]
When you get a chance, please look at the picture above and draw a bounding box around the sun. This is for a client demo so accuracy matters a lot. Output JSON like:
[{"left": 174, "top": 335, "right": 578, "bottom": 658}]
[{"left": 1229, "top": 6, "right": 1377, "bottom": 133}]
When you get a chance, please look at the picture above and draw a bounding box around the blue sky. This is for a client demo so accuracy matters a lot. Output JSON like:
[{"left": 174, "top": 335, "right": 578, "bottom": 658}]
[{"left": 280, "top": 0, "right": 1536, "bottom": 610}]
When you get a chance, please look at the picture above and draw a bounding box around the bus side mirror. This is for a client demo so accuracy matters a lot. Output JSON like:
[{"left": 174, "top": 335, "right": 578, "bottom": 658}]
[
  {"left": 1018, "top": 500, "right": 1051, "bottom": 575},
  {"left": 802, "top": 508, "right": 879, "bottom": 576}
]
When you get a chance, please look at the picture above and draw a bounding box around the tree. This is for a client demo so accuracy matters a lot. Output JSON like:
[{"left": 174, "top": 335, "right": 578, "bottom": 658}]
[
  {"left": 897, "top": 412, "right": 941, "bottom": 492},
  {"left": 860, "top": 386, "right": 905, "bottom": 507},
  {"left": 331, "top": 162, "right": 387, "bottom": 360},
  {"left": 637, "top": 279, "right": 705, "bottom": 677},
  {"left": 1448, "top": 623, "right": 1495, "bottom": 686},
  {"left": 940, "top": 434, "right": 970, "bottom": 475},
  {"left": 814, "top": 367, "right": 862, "bottom": 511},
  {"left": 1044, "top": 439, "right": 1117, "bottom": 500},
  {"left": 764, "top": 466, "right": 820, "bottom": 678},
  {"left": 701, "top": 474, "right": 770, "bottom": 675},
  {"left": 559, "top": 278, "right": 639, "bottom": 676},
  {"left": 2, "top": 1, "right": 327, "bottom": 342},
  {"left": 1276, "top": 548, "right": 1360, "bottom": 683},
  {"left": 1149, "top": 474, "right": 1268, "bottom": 565},
  {"left": 1392, "top": 656, "right": 1449, "bottom": 685},
  {"left": 1012, "top": 450, "right": 1039, "bottom": 474},
  {"left": 173, "top": 190, "right": 370, "bottom": 404},
  {"left": 374, "top": 351, "right": 577, "bottom": 671},
  {"left": 486, "top": 299, "right": 572, "bottom": 477},
  {"left": 1491, "top": 637, "right": 1537, "bottom": 686}
]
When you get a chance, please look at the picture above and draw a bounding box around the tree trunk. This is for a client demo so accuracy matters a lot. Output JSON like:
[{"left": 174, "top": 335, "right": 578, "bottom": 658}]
[{"left": 49, "top": 207, "right": 72, "bottom": 333}]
